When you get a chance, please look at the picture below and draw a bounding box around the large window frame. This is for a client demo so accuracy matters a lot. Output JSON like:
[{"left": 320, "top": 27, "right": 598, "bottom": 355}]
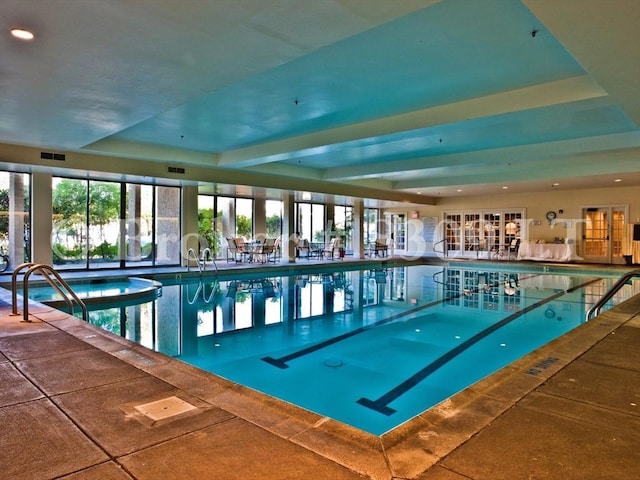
[
  {"left": 295, "top": 202, "right": 326, "bottom": 243},
  {"left": 443, "top": 209, "right": 525, "bottom": 258},
  {"left": 52, "top": 176, "right": 181, "bottom": 270}
]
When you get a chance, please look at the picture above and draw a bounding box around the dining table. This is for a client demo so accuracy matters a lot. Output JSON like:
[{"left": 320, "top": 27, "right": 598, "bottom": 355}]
[{"left": 517, "top": 241, "right": 583, "bottom": 262}]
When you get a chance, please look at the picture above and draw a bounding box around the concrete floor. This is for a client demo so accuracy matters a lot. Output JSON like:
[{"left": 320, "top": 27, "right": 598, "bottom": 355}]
[{"left": 1, "top": 263, "right": 639, "bottom": 480}]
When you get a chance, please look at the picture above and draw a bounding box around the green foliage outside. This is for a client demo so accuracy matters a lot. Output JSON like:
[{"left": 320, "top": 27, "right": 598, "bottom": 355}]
[
  {"left": 0, "top": 189, "right": 9, "bottom": 233},
  {"left": 90, "top": 241, "right": 118, "bottom": 260},
  {"left": 198, "top": 207, "right": 220, "bottom": 253},
  {"left": 266, "top": 214, "right": 281, "bottom": 238},
  {"left": 52, "top": 180, "right": 121, "bottom": 261},
  {"left": 236, "top": 214, "right": 252, "bottom": 238}
]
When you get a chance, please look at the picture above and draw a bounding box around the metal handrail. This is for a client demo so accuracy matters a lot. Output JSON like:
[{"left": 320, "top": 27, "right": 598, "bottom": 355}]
[
  {"left": 187, "top": 247, "right": 218, "bottom": 274},
  {"left": 201, "top": 247, "right": 218, "bottom": 274},
  {"left": 586, "top": 269, "right": 640, "bottom": 321},
  {"left": 433, "top": 239, "right": 447, "bottom": 257},
  {"left": 187, "top": 248, "right": 202, "bottom": 273},
  {"left": 11, "top": 262, "right": 39, "bottom": 316},
  {"left": 13, "top": 263, "right": 87, "bottom": 322}
]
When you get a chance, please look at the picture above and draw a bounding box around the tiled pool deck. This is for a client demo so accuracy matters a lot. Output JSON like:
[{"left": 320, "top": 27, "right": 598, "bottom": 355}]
[{"left": 1, "top": 259, "right": 639, "bottom": 479}]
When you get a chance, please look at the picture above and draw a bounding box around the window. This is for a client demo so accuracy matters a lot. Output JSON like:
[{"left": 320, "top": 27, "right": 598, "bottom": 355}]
[
  {"left": 265, "top": 200, "right": 283, "bottom": 239},
  {"left": 88, "top": 180, "right": 121, "bottom": 269},
  {"left": 0, "top": 171, "right": 31, "bottom": 270},
  {"left": 364, "top": 208, "right": 379, "bottom": 245},
  {"left": 127, "top": 184, "right": 154, "bottom": 266},
  {"left": 444, "top": 209, "right": 524, "bottom": 258},
  {"left": 52, "top": 178, "right": 89, "bottom": 268},
  {"left": 295, "top": 202, "right": 325, "bottom": 242},
  {"left": 334, "top": 205, "right": 353, "bottom": 250},
  {"left": 52, "top": 177, "right": 180, "bottom": 269}
]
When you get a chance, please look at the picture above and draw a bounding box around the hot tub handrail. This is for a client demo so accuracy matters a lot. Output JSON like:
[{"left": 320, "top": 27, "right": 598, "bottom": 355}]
[
  {"left": 586, "top": 269, "right": 640, "bottom": 321},
  {"left": 21, "top": 264, "right": 87, "bottom": 322},
  {"left": 11, "top": 262, "right": 39, "bottom": 316}
]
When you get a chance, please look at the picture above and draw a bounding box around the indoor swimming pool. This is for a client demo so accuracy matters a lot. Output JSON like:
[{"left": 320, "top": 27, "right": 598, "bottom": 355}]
[{"left": 35, "top": 263, "right": 640, "bottom": 435}]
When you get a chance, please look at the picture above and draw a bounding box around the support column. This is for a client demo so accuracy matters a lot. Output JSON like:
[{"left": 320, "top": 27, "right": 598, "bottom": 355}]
[
  {"left": 353, "top": 198, "right": 364, "bottom": 259},
  {"left": 126, "top": 184, "right": 142, "bottom": 260},
  {"left": 181, "top": 186, "right": 199, "bottom": 266},
  {"left": 254, "top": 198, "right": 266, "bottom": 240},
  {"left": 31, "top": 172, "right": 52, "bottom": 265},
  {"left": 281, "top": 192, "right": 295, "bottom": 263}
]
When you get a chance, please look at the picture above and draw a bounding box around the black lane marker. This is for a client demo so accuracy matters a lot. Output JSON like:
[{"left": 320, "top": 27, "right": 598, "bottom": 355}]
[
  {"left": 262, "top": 272, "right": 542, "bottom": 369},
  {"left": 356, "top": 277, "right": 602, "bottom": 416},
  {"left": 262, "top": 297, "right": 446, "bottom": 369}
]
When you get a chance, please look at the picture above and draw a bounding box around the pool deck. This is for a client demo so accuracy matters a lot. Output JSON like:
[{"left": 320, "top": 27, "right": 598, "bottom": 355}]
[{"left": 1, "top": 258, "right": 639, "bottom": 479}]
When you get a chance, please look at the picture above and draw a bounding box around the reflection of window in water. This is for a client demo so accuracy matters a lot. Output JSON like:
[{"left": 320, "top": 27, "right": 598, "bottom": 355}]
[{"left": 387, "top": 267, "right": 405, "bottom": 301}]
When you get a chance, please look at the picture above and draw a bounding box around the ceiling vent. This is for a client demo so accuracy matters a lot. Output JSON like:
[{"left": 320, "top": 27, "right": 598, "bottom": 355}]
[
  {"left": 167, "top": 166, "right": 186, "bottom": 174},
  {"left": 41, "top": 152, "right": 66, "bottom": 161}
]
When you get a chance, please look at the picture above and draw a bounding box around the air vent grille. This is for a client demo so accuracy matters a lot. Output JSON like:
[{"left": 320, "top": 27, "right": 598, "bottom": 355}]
[{"left": 41, "top": 152, "right": 66, "bottom": 161}]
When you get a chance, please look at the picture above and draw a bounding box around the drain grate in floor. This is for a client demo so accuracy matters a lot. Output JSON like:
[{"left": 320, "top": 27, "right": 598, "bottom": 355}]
[{"left": 133, "top": 396, "right": 197, "bottom": 421}]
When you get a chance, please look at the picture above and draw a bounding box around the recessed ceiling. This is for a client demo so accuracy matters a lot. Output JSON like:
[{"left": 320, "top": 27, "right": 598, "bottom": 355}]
[{"left": 1, "top": 0, "right": 638, "bottom": 202}]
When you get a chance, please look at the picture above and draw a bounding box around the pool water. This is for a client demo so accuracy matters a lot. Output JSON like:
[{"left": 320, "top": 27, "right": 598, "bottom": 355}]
[
  {"left": 22, "top": 277, "right": 161, "bottom": 310},
  {"left": 64, "top": 264, "right": 640, "bottom": 435}
]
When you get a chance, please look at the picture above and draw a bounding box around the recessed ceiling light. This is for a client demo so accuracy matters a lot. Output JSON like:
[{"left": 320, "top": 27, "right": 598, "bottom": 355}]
[
  {"left": 416, "top": 192, "right": 422, "bottom": 195},
  {"left": 614, "top": 178, "right": 622, "bottom": 182},
  {"left": 552, "top": 183, "right": 560, "bottom": 187},
  {"left": 502, "top": 186, "right": 509, "bottom": 190},
  {"left": 11, "top": 28, "right": 34, "bottom": 40},
  {"left": 456, "top": 189, "right": 462, "bottom": 192}
]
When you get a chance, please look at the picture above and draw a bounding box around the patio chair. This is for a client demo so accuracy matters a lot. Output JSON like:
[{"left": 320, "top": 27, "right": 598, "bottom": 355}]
[
  {"left": 297, "top": 238, "right": 311, "bottom": 259},
  {"left": 226, "top": 237, "right": 249, "bottom": 262},
  {"left": 506, "top": 238, "right": 521, "bottom": 260},
  {"left": 273, "top": 237, "right": 281, "bottom": 261},
  {"left": 225, "top": 237, "right": 238, "bottom": 262},
  {"left": 256, "top": 237, "right": 277, "bottom": 263},
  {"left": 373, "top": 238, "right": 388, "bottom": 257},
  {"left": 324, "top": 238, "right": 344, "bottom": 259}
]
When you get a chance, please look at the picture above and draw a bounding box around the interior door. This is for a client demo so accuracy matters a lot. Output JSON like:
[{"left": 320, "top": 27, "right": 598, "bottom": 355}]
[
  {"left": 387, "top": 214, "right": 406, "bottom": 254},
  {"left": 582, "top": 207, "right": 626, "bottom": 264}
]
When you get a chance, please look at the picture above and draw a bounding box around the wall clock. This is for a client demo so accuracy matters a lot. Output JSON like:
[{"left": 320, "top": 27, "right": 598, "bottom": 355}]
[{"left": 546, "top": 210, "right": 557, "bottom": 224}]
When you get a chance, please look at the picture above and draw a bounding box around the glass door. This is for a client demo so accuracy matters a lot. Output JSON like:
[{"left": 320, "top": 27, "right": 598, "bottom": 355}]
[
  {"left": 582, "top": 206, "right": 627, "bottom": 264},
  {"left": 387, "top": 214, "right": 406, "bottom": 254}
]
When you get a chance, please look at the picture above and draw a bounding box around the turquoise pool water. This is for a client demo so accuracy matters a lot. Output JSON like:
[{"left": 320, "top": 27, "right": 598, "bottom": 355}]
[
  {"left": 21, "top": 277, "right": 162, "bottom": 310},
  {"left": 42, "top": 264, "right": 640, "bottom": 435}
]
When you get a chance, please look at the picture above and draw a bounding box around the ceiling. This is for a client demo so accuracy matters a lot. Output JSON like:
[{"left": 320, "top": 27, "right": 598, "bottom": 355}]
[{"left": 1, "top": 0, "right": 639, "bottom": 203}]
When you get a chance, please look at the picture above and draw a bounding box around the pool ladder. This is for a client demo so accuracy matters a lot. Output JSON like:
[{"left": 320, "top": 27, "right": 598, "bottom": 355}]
[
  {"left": 586, "top": 269, "right": 640, "bottom": 321},
  {"left": 433, "top": 239, "right": 448, "bottom": 257},
  {"left": 11, "top": 263, "right": 87, "bottom": 322},
  {"left": 187, "top": 248, "right": 218, "bottom": 275}
]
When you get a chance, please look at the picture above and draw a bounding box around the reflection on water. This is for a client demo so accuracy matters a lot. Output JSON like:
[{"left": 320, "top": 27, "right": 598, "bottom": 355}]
[{"left": 84, "top": 265, "right": 639, "bottom": 359}]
